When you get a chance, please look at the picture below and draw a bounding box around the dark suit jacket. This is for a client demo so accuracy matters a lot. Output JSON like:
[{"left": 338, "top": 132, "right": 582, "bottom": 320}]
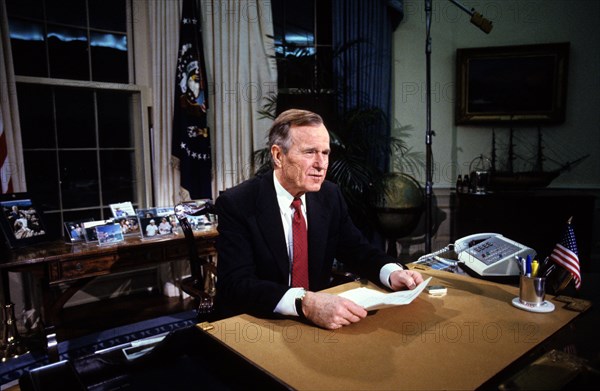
[{"left": 215, "top": 170, "right": 400, "bottom": 317}]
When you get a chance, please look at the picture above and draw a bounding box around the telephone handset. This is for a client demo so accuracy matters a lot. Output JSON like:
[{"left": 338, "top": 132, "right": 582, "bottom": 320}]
[
  {"left": 456, "top": 233, "right": 536, "bottom": 276},
  {"left": 417, "top": 233, "right": 536, "bottom": 276}
]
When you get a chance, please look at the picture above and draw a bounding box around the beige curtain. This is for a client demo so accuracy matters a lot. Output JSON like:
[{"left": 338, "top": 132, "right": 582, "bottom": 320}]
[
  {"left": 147, "top": 0, "right": 182, "bottom": 208},
  {"left": 203, "top": 0, "right": 277, "bottom": 192}
]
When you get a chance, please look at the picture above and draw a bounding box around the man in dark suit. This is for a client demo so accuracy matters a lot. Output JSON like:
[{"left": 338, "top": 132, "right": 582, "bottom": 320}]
[{"left": 215, "top": 109, "right": 423, "bottom": 330}]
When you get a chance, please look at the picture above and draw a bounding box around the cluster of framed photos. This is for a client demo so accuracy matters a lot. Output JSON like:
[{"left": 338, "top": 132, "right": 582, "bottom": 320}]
[
  {"left": 64, "top": 201, "right": 214, "bottom": 246},
  {"left": 0, "top": 194, "right": 214, "bottom": 249}
]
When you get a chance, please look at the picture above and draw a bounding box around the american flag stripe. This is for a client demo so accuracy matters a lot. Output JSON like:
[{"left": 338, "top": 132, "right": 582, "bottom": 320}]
[
  {"left": 552, "top": 244, "right": 578, "bottom": 269},
  {"left": 551, "top": 241, "right": 581, "bottom": 289}
]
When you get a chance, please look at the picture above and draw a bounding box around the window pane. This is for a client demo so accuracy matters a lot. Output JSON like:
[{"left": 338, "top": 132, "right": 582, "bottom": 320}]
[
  {"left": 5, "top": 0, "right": 44, "bottom": 20},
  {"left": 316, "top": 0, "right": 332, "bottom": 45},
  {"left": 100, "top": 150, "right": 136, "bottom": 204},
  {"left": 279, "top": 50, "right": 316, "bottom": 89},
  {"left": 91, "top": 32, "right": 129, "bottom": 83},
  {"left": 45, "top": 0, "right": 87, "bottom": 27},
  {"left": 272, "top": 0, "right": 314, "bottom": 48},
  {"left": 59, "top": 150, "right": 100, "bottom": 209},
  {"left": 8, "top": 19, "right": 48, "bottom": 77},
  {"left": 316, "top": 46, "right": 334, "bottom": 89},
  {"left": 55, "top": 88, "right": 96, "bottom": 148},
  {"left": 89, "top": 0, "right": 127, "bottom": 31},
  {"left": 18, "top": 84, "right": 55, "bottom": 149},
  {"left": 47, "top": 25, "right": 90, "bottom": 80},
  {"left": 24, "top": 150, "right": 60, "bottom": 211},
  {"left": 42, "top": 211, "right": 63, "bottom": 240},
  {"left": 98, "top": 91, "right": 133, "bottom": 148}
]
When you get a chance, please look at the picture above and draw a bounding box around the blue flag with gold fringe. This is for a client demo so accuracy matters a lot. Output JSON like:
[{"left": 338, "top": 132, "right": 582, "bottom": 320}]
[{"left": 172, "top": 0, "right": 211, "bottom": 200}]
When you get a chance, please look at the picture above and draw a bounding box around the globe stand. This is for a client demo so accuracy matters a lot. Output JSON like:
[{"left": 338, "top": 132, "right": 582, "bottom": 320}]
[{"left": 374, "top": 173, "right": 424, "bottom": 259}]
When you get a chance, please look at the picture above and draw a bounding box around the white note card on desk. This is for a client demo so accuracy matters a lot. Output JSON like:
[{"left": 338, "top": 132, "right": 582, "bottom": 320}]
[{"left": 338, "top": 277, "right": 432, "bottom": 310}]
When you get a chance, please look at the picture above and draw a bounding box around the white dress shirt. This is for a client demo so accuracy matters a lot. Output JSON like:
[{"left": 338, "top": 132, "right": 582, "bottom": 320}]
[{"left": 271, "top": 172, "right": 401, "bottom": 316}]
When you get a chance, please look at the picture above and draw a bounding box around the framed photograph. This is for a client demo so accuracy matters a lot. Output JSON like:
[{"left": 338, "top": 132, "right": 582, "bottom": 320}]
[
  {"left": 139, "top": 214, "right": 178, "bottom": 239},
  {"left": 114, "top": 216, "right": 141, "bottom": 237},
  {"left": 0, "top": 193, "right": 48, "bottom": 248},
  {"left": 455, "top": 42, "right": 569, "bottom": 125},
  {"left": 95, "top": 223, "right": 125, "bottom": 246},
  {"left": 64, "top": 218, "right": 94, "bottom": 243},
  {"left": 155, "top": 207, "right": 174, "bottom": 217},
  {"left": 109, "top": 201, "right": 136, "bottom": 219},
  {"left": 82, "top": 219, "right": 114, "bottom": 243},
  {"left": 136, "top": 208, "right": 158, "bottom": 219}
]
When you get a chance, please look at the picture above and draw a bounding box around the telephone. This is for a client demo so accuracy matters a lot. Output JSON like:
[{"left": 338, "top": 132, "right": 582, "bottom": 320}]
[{"left": 416, "top": 233, "right": 536, "bottom": 277}]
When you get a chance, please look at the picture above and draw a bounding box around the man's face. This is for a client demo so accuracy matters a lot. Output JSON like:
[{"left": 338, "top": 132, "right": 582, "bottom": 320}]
[{"left": 273, "top": 124, "right": 330, "bottom": 197}]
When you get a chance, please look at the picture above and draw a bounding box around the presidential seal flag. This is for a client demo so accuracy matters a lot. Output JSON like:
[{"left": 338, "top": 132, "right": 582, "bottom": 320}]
[{"left": 172, "top": 0, "right": 211, "bottom": 200}]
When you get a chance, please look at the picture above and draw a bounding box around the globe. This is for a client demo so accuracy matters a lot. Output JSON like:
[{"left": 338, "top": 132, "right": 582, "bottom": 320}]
[{"left": 374, "top": 173, "right": 424, "bottom": 239}]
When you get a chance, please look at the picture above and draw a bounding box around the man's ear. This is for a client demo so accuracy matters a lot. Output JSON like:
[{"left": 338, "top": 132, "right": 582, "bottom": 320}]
[{"left": 271, "top": 145, "right": 282, "bottom": 167}]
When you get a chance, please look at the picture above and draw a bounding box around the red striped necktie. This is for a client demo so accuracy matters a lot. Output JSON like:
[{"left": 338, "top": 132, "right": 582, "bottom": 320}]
[{"left": 291, "top": 198, "right": 309, "bottom": 289}]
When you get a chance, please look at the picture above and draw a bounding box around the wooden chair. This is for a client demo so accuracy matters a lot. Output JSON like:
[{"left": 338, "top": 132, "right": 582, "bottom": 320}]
[{"left": 173, "top": 200, "right": 217, "bottom": 319}]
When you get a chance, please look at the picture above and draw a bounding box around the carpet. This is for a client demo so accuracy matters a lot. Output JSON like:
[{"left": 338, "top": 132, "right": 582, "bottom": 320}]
[{"left": 1, "top": 310, "right": 198, "bottom": 387}]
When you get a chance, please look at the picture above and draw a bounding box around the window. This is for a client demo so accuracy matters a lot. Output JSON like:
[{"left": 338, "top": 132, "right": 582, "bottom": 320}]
[
  {"left": 6, "top": 0, "right": 147, "bottom": 240},
  {"left": 271, "top": 0, "right": 334, "bottom": 118}
]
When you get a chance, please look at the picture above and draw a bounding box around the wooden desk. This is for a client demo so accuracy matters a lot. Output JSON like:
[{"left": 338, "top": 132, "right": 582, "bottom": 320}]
[
  {"left": 0, "top": 228, "right": 217, "bottom": 355},
  {"left": 200, "top": 269, "right": 582, "bottom": 390}
]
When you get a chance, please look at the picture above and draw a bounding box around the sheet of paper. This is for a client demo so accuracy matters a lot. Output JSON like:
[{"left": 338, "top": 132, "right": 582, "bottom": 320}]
[{"left": 338, "top": 277, "right": 432, "bottom": 310}]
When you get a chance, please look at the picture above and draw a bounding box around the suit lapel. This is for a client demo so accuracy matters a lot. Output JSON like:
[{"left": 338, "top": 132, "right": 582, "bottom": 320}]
[
  {"left": 256, "top": 173, "right": 290, "bottom": 280},
  {"left": 306, "top": 192, "right": 328, "bottom": 282}
]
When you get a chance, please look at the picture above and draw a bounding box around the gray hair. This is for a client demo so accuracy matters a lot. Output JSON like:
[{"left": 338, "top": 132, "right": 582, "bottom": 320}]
[{"left": 267, "top": 109, "right": 324, "bottom": 165}]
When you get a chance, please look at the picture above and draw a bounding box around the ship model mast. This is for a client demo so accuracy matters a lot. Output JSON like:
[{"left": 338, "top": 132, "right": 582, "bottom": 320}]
[{"left": 489, "top": 127, "right": 588, "bottom": 190}]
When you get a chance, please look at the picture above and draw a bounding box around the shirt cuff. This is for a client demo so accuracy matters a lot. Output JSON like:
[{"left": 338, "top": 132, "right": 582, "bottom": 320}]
[
  {"left": 274, "top": 287, "right": 306, "bottom": 316},
  {"left": 380, "top": 263, "right": 404, "bottom": 288}
]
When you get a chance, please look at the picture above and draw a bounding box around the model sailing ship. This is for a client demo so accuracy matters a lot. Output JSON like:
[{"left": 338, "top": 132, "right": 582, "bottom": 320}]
[{"left": 489, "top": 127, "right": 588, "bottom": 189}]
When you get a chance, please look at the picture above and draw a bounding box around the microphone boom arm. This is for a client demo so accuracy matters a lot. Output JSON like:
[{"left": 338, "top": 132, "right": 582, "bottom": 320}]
[{"left": 448, "top": 0, "right": 493, "bottom": 34}]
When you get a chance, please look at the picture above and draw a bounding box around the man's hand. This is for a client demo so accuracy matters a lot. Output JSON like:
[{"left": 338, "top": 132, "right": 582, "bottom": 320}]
[
  {"left": 301, "top": 291, "right": 367, "bottom": 330},
  {"left": 389, "top": 269, "right": 424, "bottom": 291}
]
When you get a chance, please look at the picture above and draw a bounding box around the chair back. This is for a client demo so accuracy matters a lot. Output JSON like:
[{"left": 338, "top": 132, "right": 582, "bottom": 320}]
[{"left": 174, "top": 200, "right": 215, "bottom": 275}]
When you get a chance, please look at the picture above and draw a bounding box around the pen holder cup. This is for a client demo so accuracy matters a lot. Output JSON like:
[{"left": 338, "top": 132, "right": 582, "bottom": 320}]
[{"left": 519, "top": 275, "right": 546, "bottom": 306}]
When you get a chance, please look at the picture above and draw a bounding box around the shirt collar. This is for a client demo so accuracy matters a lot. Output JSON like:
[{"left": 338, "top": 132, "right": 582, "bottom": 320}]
[{"left": 273, "top": 171, "right": 306, "bottom": 213}]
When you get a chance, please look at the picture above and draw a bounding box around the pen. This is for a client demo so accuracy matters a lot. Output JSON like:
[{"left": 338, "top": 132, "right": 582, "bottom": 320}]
[
  {"left": 538, "top": 256, "right": 550, "bottom": 275},
  {"left": 531, "top": 260, "right": 539, "bottom": 277},
  {"left": 543, "top": 263, "right": 556, "bottom": 278},
  {"left": 514, "top": 256, "right": 523, "bottom": 275},
  {"left": 525, "top": 255, "right": 532, "bottom": 277}
]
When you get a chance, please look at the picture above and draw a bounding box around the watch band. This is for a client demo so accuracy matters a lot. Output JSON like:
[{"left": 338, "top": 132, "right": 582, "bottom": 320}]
[{"left": 295, "top": 289, "right": 307, "bottom": 321}]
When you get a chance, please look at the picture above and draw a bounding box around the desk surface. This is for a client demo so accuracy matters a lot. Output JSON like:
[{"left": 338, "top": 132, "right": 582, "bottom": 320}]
[
  {"left": 0, "top": 228, "right": 217, "bottom": 271},
  {"left": 202, "top": 269, "right": 581, "bottom": 390}
]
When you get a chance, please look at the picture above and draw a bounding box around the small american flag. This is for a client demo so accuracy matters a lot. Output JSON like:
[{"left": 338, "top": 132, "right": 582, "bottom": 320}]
[{"left": 550, "top": 220, "right": 581, "bottom": 290}]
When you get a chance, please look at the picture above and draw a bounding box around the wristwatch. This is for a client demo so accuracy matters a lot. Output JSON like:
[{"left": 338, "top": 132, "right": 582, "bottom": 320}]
[{"left": 295, "top": 289, "right": 307, "bottom": 321}]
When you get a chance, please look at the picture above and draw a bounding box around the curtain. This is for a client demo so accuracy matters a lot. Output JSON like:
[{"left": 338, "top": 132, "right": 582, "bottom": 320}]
[
  {"left": 332, "top": 0, "right": 403, "bottom": 172},
  {"left": 0, "top": 1, "right": 25, "bottom": 193},
  {"left": 203, "top": 0, "right": 277, "bottom": 192},
  {"left": 148, "top": 0, "right": 182, "bottom": 208}
]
